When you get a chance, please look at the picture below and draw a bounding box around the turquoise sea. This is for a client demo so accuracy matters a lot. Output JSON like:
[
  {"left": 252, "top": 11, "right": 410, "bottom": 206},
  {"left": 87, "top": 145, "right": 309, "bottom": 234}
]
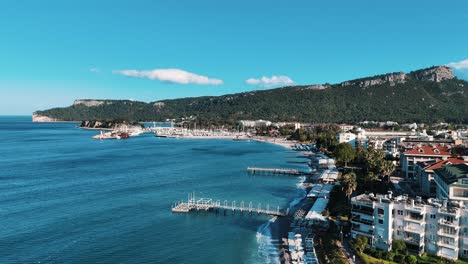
[{"left": 0, "top": 116, "right": 306, "bottom": 264}]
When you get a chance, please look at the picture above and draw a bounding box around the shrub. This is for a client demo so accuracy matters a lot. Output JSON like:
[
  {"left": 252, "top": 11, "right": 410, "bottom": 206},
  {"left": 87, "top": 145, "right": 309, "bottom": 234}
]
[
  {"left": 386, "top": 252, "right": 395, "bottom": 261},
  {"left": 393, "top": 254, "right": 405, "bottom": 263},
  {"left": 405, "top": 255, "right": 417, "bottom": 264},
  {"left": 375, "top": 250, "right": 384, "bottom": 259}
]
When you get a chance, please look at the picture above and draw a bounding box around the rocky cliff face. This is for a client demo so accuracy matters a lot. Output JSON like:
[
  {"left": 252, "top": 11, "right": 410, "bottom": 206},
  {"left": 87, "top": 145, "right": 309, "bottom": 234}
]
[
  {"left": 80, "top": 120, "right": 143, "bottom": 130},
  {"left": 73, "top": 100, "right": 111, "bottom": 107},
  {"left": 302, "top": 84, "right": 331, "bottom": 90},
  {"left": 340, "top": 72, "right": 407, "bottom": 88},
  {"left": 411, "top": 66, "right": 455, "bottom": 82},
  {"left": 32, "top": 114, "right": 60, "bottom": 122},
  {"left": 339, "top": 66, "right": 455, "bottom": 88}
]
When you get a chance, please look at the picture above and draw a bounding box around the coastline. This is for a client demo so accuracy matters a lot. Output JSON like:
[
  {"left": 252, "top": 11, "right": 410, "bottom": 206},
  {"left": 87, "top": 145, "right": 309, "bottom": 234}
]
[
  {"left": 169, "top": 134, "right": 303, "bottom": 263},
  {"left": 170, "top": 135, "right": 296, "bottom": 150}
]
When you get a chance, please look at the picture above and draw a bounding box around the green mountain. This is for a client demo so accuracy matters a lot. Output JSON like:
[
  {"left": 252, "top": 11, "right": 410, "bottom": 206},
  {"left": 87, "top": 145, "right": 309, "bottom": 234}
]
[{"left": 33, "top": 66, "right": 468, "bottom": 124}]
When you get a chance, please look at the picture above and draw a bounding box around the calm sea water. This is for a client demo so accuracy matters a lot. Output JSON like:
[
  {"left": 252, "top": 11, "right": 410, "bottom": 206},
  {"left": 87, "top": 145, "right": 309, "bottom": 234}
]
[{"left": 0, "top": 116, "right": 305, "bottom": 264}]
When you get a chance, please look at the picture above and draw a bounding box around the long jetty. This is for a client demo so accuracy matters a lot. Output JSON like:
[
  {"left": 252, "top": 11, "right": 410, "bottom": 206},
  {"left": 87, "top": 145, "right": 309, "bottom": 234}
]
[
  {"left": 172, "top": 193, "right": 286, "bottom": 217},
  {"left": 247, "top": 167, "right": 305, "bottom": 176}
]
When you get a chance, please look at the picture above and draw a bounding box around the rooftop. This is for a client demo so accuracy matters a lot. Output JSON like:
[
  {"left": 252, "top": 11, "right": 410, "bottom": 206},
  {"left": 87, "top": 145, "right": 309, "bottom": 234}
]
[
  {"left": 434, "top": 163, "right": 468, "bottom": 185},
  {"left": 403, "top": 145, "right": 451, "bottom": 156},
  {"left": 425, "top": 158, "right": 467, "bottom": 171}
]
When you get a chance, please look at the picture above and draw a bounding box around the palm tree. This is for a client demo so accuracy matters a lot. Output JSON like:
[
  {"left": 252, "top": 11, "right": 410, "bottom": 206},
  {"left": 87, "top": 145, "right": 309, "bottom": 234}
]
[
  {"left": 379, "top": 160, "right": 395, "bottom": 183},
  {"left": 341, "top": 172, "right": 357, "bottom": 201}
]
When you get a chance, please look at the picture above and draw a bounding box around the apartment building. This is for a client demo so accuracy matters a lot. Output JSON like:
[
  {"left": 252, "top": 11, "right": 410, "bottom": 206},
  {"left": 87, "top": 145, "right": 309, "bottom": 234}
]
[
  {"left": 351, "top": 193, "right": 468, "bottom": 261},
  {"left": 400, "top": 146, "right": 451, "bottom": 179},
  {"left": 415, "top": 158, "right": 467, "bottom": 197},
  {"left": 433, "top": 163, "right": 468, "bottom": 204}
]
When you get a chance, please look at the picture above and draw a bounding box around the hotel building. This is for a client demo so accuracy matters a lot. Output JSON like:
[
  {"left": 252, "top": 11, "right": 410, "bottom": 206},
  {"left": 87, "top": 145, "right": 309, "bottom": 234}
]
[{"left": 351, "top": 192, "right": 468, "bottom": 261}]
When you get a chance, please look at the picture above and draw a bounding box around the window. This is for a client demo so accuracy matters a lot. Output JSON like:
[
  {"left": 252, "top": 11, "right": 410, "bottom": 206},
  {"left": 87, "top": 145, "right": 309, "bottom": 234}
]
[
  {"left": 464, "top": 249, "right": 468, "bottom": 256},
  {"left": 378, "top": 219, "right": 383, "bottom": 224},
  {"left": 430, "top": 214, "right": 436, "bottom": 219},
  {"left": 378, "top": 208, "right": 384, "bottom": 215},
  {"left": 397, "top": 210, "right": 403, "bottom": 216}
]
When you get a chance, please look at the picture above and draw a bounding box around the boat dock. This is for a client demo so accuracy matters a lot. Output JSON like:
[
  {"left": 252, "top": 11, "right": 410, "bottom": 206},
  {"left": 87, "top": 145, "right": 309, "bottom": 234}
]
[
  {"left": 247, "top": 167, "right": 305, "bottom": 176},
  {"left": 172, "top": 193, "right": 286, "bottom": 217}
]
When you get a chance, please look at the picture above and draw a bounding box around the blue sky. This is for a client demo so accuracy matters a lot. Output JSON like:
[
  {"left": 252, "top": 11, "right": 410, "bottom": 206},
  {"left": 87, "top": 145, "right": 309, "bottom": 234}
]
[{"left": 1, "top": 0, "right": 468, "bottom": 115}]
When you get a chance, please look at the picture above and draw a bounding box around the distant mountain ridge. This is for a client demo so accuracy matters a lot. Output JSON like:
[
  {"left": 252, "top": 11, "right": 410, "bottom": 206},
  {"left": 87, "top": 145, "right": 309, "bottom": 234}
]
[{"left": 33, "top": 66, "right": 468, "bottom": 124}]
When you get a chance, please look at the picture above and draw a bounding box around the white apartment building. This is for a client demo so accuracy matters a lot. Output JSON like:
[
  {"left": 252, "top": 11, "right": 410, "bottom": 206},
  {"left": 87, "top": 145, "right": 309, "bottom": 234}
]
[
  {"left": 400, "top": 146, "right": 451, "bottom": 179},
  {"left": 238, "top": 119, "right": 272, "bottom": 128},
  {"left": 337, "top": 131, "right": 368, "bottom": 148},
  {"left": 433, "top": 164, "right": 468, "bottom": 204},
  {"left": 337, "top": 132, "right": 356, "bottom": 145},
  {"left": 351, "top": 193, "right": 468, "bottom": 261},
  {"left": 415, "top": 158, "right": 467, "bottom": 197}
]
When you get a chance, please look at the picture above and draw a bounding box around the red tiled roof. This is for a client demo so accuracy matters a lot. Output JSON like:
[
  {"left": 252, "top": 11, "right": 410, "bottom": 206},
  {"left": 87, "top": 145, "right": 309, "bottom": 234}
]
[
  {"left": 425, "top": 157, "right": 467, "bottom": 171},
  {"left": 403, "top": 146, "right": 451, "bottom": 156}
]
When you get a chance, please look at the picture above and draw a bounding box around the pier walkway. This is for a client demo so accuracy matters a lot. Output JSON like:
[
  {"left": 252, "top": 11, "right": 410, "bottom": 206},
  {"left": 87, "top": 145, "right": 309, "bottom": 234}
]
[
  {"left": 172, "top": 193, "right": 286, "bottom": 217},
  {"left": 247, "top": 167, "right": 305, "bottom": 176}
]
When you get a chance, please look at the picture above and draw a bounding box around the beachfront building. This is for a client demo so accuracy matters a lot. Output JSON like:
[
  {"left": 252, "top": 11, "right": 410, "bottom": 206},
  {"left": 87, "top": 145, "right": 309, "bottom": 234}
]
[
  {"left": 337, "top": 132, "right": 356, "bottom": 145},
  {"left": 316, "top": 169, "right": 339, "bottom": 183},
  {"left": 433, "top": 163, "right": 468, "bottom": 205},
  {"left": 350, "top": 193, "right": 468, "bottom": 261},
  {"left": 338, "top": 124, "right": 354, "bottom": 132},
  {"left": 238, "top": 119, "right": 272, "bottom": 128},
  {"left": 337, "top": 130, "right": 369, "bottom": 149},
  {"left": 309, "top": 154, "right": 335, "bottom": 170},
  {"left": 400, "top": 146, "right": 451, "bottom": 179},
  {"left": 415, "top": 158, "right": 467, "bottom": 197},
  {"left": 305, "top": 184, "right": 335, "bottom": 228}
]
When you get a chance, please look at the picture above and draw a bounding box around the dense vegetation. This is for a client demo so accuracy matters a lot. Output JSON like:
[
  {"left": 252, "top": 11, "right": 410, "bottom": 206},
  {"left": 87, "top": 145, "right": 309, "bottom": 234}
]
[{"left": 35, "top": 77, "right": 468, "bottom": 124}]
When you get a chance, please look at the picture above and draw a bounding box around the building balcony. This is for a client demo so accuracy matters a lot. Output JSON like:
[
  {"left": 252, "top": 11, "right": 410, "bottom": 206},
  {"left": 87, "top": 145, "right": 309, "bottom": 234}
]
[
  {"left": 404, "top": 237, "right": 422, "bottom": 246},
  {"left": 437, "top": 241, "right": 458, "bottom": 250},
  {"left": 351, "top": 217, "right": 374, "bottom": 226},
  {"left": 405, "top": 204, "right": 426, "bottom": 214},
  {"left": 438, "top": 208, "right": 460, "bottom": 218},
  {"left": 439, "top": 219, "right": 459, "bottom": 228},
  {"left": 351, "top": 228, "right": 374, "bottom": 238},
  {"left": 404, "top": 216, "right": 425, "bottom": 224},
  {"left": 351, "top": 209, "right": 374, "bottom": 216},
  {"left": 404, "top": 226, "right": 424, "bottom": 234},
  {"left": 437, "top": 231, "right": 459, "bottom": 239},
  {"left": 437, "top": 252, "right": 458, "bottom": 261}
]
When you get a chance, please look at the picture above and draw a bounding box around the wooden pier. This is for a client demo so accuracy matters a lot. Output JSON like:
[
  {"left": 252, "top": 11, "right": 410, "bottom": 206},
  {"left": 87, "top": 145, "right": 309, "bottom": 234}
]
[
  {"left": 172, "top": 193, "right": 286, "bottom": 217},
  {"left": 247, "top": 167, "right": 304, "bottom": 176}
]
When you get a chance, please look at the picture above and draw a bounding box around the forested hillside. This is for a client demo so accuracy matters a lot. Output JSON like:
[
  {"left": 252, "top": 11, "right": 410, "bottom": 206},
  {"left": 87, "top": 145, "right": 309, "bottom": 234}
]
[{"left": 34, "top": 66, "right": 468, "bottom": 124}]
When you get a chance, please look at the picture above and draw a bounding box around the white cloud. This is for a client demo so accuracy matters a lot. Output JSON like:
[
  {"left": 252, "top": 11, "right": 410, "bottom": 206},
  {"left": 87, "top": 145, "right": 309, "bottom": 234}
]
[
  {"left": 447, "top": 58, "right": 468, "bottom": 70},
  {"left": 245, "top": 75, "right": 294, "bottom": 88},
  {"left": 114, "top": 68, "right": 223, "bottom": 85},
  {"left": 89, "top": 67, "right": 100, "bottom": 73}
]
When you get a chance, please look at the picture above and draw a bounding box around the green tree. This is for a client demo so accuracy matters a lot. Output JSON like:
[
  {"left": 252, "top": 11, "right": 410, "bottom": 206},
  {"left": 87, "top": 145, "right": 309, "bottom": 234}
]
[
  {"left": 392, "top": 240, "right": 406, "bottom": 254},
  {"left": 379, "top": 160, "right": 395, "bottom": 183},
  {"left": 353, "top": 236, "right": 368, "bottom": 253},
  {"left": 334, "top": 143, "right": 356, "bottom": 167},
  {"left": 341, "top": 172, "right": 357, "bottom": 200},
  {"left": 405, "top": 255, "right": 417, "bottom": 264},
  {"left": 365, "top": 146, "right": 385, "bottom": 173}
]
